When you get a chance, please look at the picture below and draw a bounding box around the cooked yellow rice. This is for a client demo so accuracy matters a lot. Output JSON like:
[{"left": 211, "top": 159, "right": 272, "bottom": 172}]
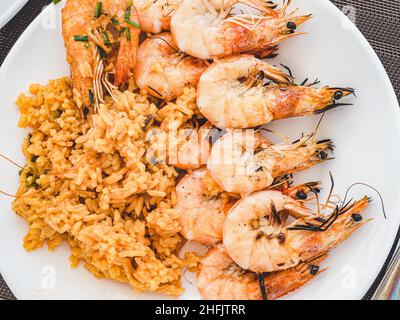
[{"left": 12, "top": 77, "right": 200, "bottom": 296}]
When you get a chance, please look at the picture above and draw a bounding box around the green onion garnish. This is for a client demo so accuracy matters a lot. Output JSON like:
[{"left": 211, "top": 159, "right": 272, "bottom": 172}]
[
  {"left": 84, "top": 42, "right": 91, "bottom": 48},
  {"left": 125, "top": 19, "right": 140, "bottom": 29},
  {"left": 74, "top": 35, "right": 89, "bottom": 42},
  {"left": 53, "top": 0, "right": 62, "bottom": 4},
  {"left": 126, "top": 28, "right": 131, "bottom": 41},
  {"left": 125, "top": 4, "right": 132, "bottom": 20},
  {"left": 88, "top": 90, "right": 94, "bottom": 104},
  {"left": 111, "top": 17, "right": 119, "bottom": 26},
  {"left": 94, "top": 2, "right": 102, "bottom": 18},
  {"left": 102, "top": 31, "right": 110, "bottom": 45}
]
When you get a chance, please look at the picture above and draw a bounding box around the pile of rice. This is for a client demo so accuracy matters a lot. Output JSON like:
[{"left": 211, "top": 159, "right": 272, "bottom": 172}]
[{"left": 12, "top": 77, "right": 200, "bottom": 296}]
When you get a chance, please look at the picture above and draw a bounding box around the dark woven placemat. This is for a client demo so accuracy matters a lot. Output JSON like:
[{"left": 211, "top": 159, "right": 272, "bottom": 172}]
[{"left": 0, "top": 0, "right": 399, "bottom": 300}]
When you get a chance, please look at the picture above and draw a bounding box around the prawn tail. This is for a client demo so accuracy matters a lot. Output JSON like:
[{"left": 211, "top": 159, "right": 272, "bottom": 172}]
[
  {"left": 266, "top": 253, "right": 328, "bottom": 300},
  {"left": 114, "top": 39, "right": 136, "bottom": 87},
  {"left": 115, "top": 2, "right": 140, "bottom": 87}
]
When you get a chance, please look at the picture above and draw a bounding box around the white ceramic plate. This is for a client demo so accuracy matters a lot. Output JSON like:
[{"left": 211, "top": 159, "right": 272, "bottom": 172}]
[
  {"left": 0, "top": 0, "right": 29, "bottom": 29},
  {"left": 0, "top": 0, "right": 399, "bottom": 300}
]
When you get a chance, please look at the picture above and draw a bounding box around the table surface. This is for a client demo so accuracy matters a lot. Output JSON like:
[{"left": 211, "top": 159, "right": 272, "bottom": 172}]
[{"left": 0, "top": 0, "right": 399, "bottom": 300}]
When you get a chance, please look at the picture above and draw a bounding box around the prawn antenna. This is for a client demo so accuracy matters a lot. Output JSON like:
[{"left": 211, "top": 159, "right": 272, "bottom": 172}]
[
  {"left": 288, "top": 205, "right": 341, "bottom": 232},
  {"left": 146, "top": 85, "right": 163, "bottom": 99},
  {"left": 150, "top": 36, "right": 182, "bottom": 54},
  {"left": 342, "top": 182, "right": 386, "bottom": 219},
  {"left": 314, "top": 112, "right": 326, "bottom": 135},
  {"left": 314, "top": 102, "right": 353, "bottom": 115},
  {"left": 257, "top": 273, "right": 268, "bottom": 300},
  {"left": 0, "top": 152, "right": 24, "bottom": 169},
  {"left": 323, "top": 172, "right": 335, "bottom": 215}
]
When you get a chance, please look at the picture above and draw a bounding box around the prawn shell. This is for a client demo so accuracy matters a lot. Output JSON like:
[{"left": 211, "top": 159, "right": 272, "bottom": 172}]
[
  {"left": 197, "top": 244, "right": 327, "bottom": 300},
  {"left": 135, "top": 33, "right": 208, "bottom": 100},
  {"left": 174, "top": 168, "right": 233, "bottom": 244}
]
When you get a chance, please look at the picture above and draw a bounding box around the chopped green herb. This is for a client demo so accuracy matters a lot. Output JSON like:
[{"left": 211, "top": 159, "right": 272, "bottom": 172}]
[
  {"left": 97, "top": 45, "right": 107, "bottom": 59},
  {"left": 84, "top": 42, "right": 91, "bottom": 48},
  {"left": 111, "top": 17, "right": 119, "bottom": 26},
  {"left": 74, "top": 35, "right": 89, "bottom": 42},
  {"left": 125, "top": 19, "right": 140, "bottom": 29},
  {"left": 94, "top": 2, "right": 102, "bottom": 18},
  {"left": 125, "top": 4, "right": 132, "bottom": 20},
  {"left": 102, "top": 31, "right": 110, "bottom": 45},
  {"left": 53, "top": 0, "right": 62, "bottom": 4},
  {"left": 25, "top": 173, "right": 39, "bottom": 189},
  {"left": 18, "top": 169, "right": 23, "bottom": 176},
  {"left": 31, "top": 155, "right": 39, "bottom": 163},
  {"left": 88, "top": 89, "right": 94, "bottom": 104},
  {"left": 126, "top": 27, "right": 131, "bottom": 41},
  {"left": 55, "top": 108, "right": 63, "bottom": 118}
]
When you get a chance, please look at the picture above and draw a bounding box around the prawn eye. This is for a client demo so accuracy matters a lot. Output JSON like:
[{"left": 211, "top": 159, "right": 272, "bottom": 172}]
[
  {"left": 317, "top": 150, "right": 328, "bottom": 160},
  {"left": 287, "top": 22, "right": 297, "bottom": 30},
  {"left": 334, "top": 90, "right": 344, "bottom": 100},
  {"left": 352, "top": 213, "right": 363, "bottom": 222},
  {"left": 309, "top": 265, "right": 320, "bottom": 275},
  {"left": 295, "top": 190, "right": 308, "bottom": 200}
]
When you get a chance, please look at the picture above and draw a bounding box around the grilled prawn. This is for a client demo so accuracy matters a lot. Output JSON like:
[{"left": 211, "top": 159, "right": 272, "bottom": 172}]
[
  {"left": 134, "top": 0, "right": 181, "bottom": 33},
  {"left": 197, "top": 244, "right": 327, "bottom": 300},
  {"left": 207, "top": 129, "right": 334, "bottom": 195},
  {"left": 135, "top": 33, "right": 208, "bottom": 100},
  {"left": 62, "top": 0, "right": 140, "bottom": 113},
  {"left": 170, "top": 121, "right": 214, "bottom": 170},
  {"left": 197, "top": 55, "right": 355, "bottom": 129},
  {"left": 224, "top": 193, "right": 369, "bottom": 273},
  {"left": 174, "top": 168, "right": 235, "bottom": 244},
  {"left": 170, "top": 0, "right": 311, "bottom": 59},
  {"left": 174, "top": 165, "right": 319, "bottom": 245}
]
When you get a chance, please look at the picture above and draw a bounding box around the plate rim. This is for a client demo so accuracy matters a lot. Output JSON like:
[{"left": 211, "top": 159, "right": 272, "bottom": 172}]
[
  {"left": 0, "top": 0, "right": 29, "bottom": 30},
  {"left": 0, "top": 0, "right": 399, "bottom": 300},
  {"left": 322, "top": 0, "right": 400, "bottom": 299}
]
